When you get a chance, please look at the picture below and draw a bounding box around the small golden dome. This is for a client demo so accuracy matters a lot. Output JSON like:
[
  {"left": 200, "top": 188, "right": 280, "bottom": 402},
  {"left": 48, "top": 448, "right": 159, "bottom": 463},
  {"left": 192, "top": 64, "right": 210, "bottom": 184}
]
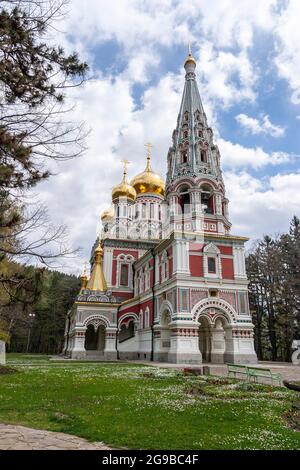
[
  {"left": 101, "top": 205, "right": 114, "bottom": 222},
  {"left": 184, "top": 43, "right": 197, "bottom": 68},
  {"left": 94, "top": 243, "right": 103, "bottom": 257},
  {"left": 130, "top": 147, "right": 165, "bottom": 197},
  {"left": 112, "top": 164, "right": 136, "bottom": 202}
]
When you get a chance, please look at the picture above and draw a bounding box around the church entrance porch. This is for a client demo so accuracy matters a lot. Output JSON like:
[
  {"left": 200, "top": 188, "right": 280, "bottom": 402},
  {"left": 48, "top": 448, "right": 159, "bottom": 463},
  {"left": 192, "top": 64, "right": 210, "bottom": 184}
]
[{"left": 70, "top": 315, "right": 118, "bottom": 361}]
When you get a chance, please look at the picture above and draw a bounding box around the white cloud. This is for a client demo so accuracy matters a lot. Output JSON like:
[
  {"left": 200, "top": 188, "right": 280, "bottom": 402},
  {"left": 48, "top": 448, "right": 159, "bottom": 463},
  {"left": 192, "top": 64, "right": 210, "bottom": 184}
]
[
  {"left": 225, "top": 171, "right": 300, "bottom": 239},
  {"left": 273, "top": 0, "right": 300, "bottom": 104},
  {"left": 236, "top": 113, "right": 285, "bottom": 137},
  {"left": 196, "top": 42, "right": 256, "bottom": 107},
  {"left": 218, "top": 138, "right": 291, "bottom": 169}
]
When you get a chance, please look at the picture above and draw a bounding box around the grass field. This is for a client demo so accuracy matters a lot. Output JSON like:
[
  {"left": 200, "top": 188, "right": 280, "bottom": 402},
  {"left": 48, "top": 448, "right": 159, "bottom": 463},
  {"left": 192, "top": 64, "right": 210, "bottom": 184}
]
[{"left": 0, "top": 353, "right": 299, "bottom": 449}]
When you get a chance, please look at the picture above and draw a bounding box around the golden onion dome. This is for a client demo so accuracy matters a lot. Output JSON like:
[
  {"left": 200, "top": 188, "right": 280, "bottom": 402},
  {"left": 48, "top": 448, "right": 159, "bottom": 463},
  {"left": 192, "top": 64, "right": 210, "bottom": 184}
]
[
  {"left": 111, "top": 164, "right": 136, "bottom": 202},
  {"left": 101, "top": 205, "right": 114, "bottom": 222},
  {"left": 130, "top": 147, "right": 165, "bottom": 197}
]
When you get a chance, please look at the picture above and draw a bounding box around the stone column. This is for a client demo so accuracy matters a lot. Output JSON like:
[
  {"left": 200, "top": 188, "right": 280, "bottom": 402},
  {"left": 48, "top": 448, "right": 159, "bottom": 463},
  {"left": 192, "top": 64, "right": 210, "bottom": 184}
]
[
  {"left": 71, "top": 327, "right": 86, "bottom": 359},
  {"left": 210, "top": 322, "right": 225, "bottom": 364},
  {"left": 173, "top": 240, "right": 190, "bottom": 275},
  {"left": 168, "top": 321, "right": 202, "bottom": 364},
  {"left": 233, "top": 246, "right": 247, "bottom": 279},
  {"left": 153, "top": 325, "right": 171, "bottom": 362},
  {"left": 104, "top": 327, "right": 118, "bottom": 360},
  {"left": 224, "top": 325, "right": 257, "bottom": 364}
]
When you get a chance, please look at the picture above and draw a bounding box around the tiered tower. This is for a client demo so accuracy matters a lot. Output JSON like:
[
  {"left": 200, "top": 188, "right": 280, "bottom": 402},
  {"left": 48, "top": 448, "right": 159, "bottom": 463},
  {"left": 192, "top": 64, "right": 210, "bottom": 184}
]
[{"left": 165, "top": 48, "right": 230, "bottom": 236}]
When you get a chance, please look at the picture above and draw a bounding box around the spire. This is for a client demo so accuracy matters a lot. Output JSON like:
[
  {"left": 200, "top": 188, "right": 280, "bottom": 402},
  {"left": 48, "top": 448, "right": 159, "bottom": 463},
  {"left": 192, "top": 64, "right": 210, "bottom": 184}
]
[
  {"left": 166, "top": 46, "right": 222, "bottom": 187},
  {"left": 86, "top": 242, "right": 107, "bottom": 292}
]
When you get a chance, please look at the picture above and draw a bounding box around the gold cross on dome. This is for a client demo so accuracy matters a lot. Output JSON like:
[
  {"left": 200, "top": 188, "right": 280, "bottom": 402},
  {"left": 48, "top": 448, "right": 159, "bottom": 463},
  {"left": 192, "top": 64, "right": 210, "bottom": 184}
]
[
  {"left": 188, "top": 42, "right": 192, "bottom": 55},
  {"left": 145, "top": 142, "right": 152, "bottom": 160},
  {"left": 121, "top": 159, "right": 130, "bottom": 175},
  {"left": 83, "top": 261, "right": 88, "bottom": 274}
]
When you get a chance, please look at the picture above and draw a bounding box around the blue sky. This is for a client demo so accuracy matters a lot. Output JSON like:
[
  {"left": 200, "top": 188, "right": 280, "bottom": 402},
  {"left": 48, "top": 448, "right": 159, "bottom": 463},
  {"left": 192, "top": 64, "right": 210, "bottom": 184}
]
[{"left": 35, "top": 0, "right": 300, "bottom": 273}]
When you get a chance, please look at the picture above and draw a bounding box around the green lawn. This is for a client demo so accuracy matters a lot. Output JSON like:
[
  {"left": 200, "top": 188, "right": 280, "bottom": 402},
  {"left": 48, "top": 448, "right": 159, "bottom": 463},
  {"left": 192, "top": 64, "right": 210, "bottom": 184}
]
[{"left": 0, "top": 353, "right": 299, "bottom": 449}]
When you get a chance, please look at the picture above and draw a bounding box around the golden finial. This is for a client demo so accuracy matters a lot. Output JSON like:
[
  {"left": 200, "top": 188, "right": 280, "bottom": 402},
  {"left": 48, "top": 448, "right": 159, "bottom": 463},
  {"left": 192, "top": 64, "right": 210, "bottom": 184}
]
[
  {"left": 83, "top": 261, "right": 88, "bottom": 275},
  {"left": 145, "top": 142, "right": 152, "bottom": 171},
  {"left": 80, "top": 262, "right": 88, "bottom": 290},
  {"left": 184, "top": 42, "right": 196, "bottom": 68},
  {"left": 121, "top": 159, "right": 129, "bottom": 175}
]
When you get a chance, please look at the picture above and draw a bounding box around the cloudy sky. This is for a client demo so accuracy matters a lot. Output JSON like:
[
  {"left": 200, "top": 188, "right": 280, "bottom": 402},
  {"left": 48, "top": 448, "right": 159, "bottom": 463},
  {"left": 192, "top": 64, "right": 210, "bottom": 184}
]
[{"left": 37, "top": 0, "right": 300, "bottom": 273}]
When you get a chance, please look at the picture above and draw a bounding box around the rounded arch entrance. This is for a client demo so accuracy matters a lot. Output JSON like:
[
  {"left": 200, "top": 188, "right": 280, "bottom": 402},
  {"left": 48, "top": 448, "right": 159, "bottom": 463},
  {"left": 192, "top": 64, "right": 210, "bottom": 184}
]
[
  {"left": 83, "top": 316, "right": 110, "bottom": 357},
  {"left": 192, "top": 299, "right": 237, "bottom": 364}
]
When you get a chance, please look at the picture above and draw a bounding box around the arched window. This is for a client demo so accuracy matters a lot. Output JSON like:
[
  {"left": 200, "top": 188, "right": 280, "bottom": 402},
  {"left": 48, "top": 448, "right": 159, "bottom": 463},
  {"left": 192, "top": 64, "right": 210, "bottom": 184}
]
[
  {"left": 117, "top": 254, "right": 134, "bottom": 288},
  {"left": 203, "top": 243, "right": 221, "bottom": 279},
  {"left": 200, "top": 150, "right": 207, "bottom": 163},
  {"left": 183, "top": 130, "right": 188, "bottom": 139},
  {"left": 184, "top": 112, "right": 189, "bottom": 122},
  {"left": 120, "top": 264, "right": 129, "bottom": 286},
  {"left": 181, "top": 150, "right": 188, "bottom": 164}
]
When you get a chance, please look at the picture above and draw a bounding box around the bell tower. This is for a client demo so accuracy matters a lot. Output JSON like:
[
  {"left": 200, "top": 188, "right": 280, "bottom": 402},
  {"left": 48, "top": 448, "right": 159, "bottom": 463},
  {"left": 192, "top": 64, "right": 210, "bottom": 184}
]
[{"left": 166, "top": 47, "right": 230, "bottom": 236}]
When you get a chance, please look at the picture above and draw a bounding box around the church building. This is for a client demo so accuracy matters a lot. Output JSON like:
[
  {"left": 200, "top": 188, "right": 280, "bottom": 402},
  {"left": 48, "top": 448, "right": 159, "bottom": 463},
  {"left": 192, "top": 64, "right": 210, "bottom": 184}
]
[{"left": 64, "top": 49, "right": 257, "bottom": 364}]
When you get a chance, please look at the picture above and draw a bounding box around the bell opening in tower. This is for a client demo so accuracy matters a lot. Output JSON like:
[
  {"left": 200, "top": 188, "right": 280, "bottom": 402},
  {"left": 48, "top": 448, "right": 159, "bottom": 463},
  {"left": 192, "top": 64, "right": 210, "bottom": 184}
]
[
  {"left": 179, "top": 186, "right": 191, "bottom": 215},
  {"left": 201, "top": 186, "right": 214, "bottom": 214}
]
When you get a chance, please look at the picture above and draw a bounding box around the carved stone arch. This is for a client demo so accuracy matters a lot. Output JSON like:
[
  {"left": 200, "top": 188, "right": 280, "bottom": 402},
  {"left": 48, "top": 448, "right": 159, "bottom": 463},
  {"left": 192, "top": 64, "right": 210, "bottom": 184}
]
[
  {"left": 174, "top": 180, "right": 193, "bottom": 193},
  {"left": 159, "top": 300, "right": 173, "bottom": 325},
  {"left": 191, "top": 298, "right": 237, "bottom": 325},
  {"left": 83, "top": 314, "right": 110, "bottom": 329},
  {"left": 118, "top": 312, "right": 139, "bottom": 331},
  {"left": 203, "top": 242, "right": 220, "bottom": 255},
  {"left": 197, "top": 178, "right": 218, "bottom": 190}
]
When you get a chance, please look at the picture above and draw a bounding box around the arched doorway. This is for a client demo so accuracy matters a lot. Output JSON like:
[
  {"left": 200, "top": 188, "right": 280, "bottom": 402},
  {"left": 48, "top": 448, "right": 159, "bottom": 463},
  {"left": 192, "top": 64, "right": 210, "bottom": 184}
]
[
  {"left": 84, "top": 322, "right": 106, "bottom": 356},
  {"left": 198, "top": 313, "right": 228, "bottom": 364},
  {"left": 198, "top": 316, "right": 211, "bottom": 362},
  {"left": 85, "top": 324, "right": 97, "bottom": 350}
]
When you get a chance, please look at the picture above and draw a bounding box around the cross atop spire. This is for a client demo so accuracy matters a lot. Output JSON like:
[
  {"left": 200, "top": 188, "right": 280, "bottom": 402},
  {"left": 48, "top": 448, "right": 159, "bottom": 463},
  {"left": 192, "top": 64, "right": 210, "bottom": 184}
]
[{"left": 145, "top": 142, "right": 153, "bottom": 171}]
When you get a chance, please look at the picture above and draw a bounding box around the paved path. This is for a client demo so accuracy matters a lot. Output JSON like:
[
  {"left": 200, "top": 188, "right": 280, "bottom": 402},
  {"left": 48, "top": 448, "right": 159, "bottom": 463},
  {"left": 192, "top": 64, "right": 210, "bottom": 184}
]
[{"left": 0, "top": 424, "right": 111, "bottom": 450}]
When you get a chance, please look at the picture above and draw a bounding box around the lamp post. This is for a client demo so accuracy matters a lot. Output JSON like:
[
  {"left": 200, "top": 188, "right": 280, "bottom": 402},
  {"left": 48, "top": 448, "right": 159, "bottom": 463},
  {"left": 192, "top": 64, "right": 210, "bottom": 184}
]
[{"left": 26, "top": 313, "right": 36, "bottom": 353}]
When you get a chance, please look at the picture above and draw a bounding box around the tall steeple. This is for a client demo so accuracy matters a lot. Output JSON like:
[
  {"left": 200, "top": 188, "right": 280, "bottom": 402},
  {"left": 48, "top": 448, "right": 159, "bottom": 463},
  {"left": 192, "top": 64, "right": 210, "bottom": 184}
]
[
  {"left": 166, "top": 46, "right": 223, "bottom": 188},
  {"left": 165, "top": 47, "right": 230, "bottom": 235}
]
